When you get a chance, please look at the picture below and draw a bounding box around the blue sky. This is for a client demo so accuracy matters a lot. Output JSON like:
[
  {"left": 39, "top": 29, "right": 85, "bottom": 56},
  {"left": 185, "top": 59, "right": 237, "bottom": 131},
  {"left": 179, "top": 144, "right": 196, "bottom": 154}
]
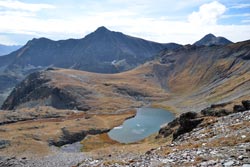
[{"left": 0, "top": 0, "right": 249, "bottom": 45}]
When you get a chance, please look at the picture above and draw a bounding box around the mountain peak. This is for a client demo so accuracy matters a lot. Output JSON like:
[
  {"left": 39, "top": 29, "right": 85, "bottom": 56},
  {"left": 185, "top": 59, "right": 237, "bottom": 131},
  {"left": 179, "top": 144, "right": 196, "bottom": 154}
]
[
  {"left": 194, "top": 33, "right": 232, "bottom": 46},
  {"left": 95, "top": 26, "right": 110, "bottom": 33},
  {"left": 204, "top": 33, "right": 216, "bottom": 38}
]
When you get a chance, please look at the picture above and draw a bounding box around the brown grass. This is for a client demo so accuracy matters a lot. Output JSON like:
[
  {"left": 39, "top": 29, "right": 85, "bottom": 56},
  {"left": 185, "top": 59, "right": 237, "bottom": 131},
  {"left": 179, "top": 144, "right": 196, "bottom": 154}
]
[{"left": 0, "top": 108, "right": 135, "bottom": 158}]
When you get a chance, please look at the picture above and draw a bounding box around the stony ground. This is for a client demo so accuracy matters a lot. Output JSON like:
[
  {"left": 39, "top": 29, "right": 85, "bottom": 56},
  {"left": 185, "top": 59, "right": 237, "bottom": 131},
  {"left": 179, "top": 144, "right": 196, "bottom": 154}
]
[
  {"left": 0, "top": 147, "right": 88, "bottom": 167},
  {"left": 1, "top": 110, "right": 249, "bottom": 167},
  {"left": 76, "top": 110, "right": 250, "bottom": 167}
]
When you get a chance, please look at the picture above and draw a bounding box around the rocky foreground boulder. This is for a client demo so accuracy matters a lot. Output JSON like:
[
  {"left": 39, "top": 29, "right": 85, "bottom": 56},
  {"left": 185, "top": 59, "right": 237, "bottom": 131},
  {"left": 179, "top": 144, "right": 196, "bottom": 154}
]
[{"left": 158, "top": 100, "right": 250, "bottom": 140}]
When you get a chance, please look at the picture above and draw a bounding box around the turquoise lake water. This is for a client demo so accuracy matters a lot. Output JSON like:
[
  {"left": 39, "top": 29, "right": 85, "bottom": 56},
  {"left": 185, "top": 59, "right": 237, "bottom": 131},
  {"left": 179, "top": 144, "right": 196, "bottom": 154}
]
[{"left": 108, "top": 108, "right": 175, "bottom": 143}]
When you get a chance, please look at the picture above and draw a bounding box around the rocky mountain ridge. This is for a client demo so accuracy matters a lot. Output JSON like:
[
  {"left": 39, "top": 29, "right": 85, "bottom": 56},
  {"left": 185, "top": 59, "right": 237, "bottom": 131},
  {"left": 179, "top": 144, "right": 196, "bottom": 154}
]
[
  {"left": 194, "top": 33, "right": 232, "bottom": 46},
  {"left": 0, "top": 26, "right": 181, "bottom": 74}
]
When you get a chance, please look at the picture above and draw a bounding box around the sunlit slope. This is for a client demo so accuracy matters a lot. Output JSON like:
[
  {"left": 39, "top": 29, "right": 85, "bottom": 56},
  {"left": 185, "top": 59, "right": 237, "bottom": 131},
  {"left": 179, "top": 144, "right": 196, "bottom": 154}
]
[{"left": 2, "top": 40, "right": 250, "bottom": 113}]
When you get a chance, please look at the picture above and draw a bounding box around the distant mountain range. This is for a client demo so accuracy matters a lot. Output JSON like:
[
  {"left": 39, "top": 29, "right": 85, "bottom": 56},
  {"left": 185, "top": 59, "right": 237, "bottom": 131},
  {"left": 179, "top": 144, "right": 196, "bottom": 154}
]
[
  {"left": 0, "top": 26, "right": 181, "bottom": 74},
  {"left": 0, "top": 28, "right": 234, "bottom": 75},
  {"left": 0, "top": 44, "right": 21, "bottom": 56},
  {"left": 194, "top": 33, "right": 232, "bottom": 46}
]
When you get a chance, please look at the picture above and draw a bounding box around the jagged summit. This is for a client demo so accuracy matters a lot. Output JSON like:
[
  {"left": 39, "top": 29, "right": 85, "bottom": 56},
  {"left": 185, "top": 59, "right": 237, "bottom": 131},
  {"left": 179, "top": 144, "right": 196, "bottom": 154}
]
[
  {"left": 95, "top": 26, "right": 110, "bottom": 32},
  {"left": 26, "top": 37, "right": 54, "bottom": 45},
  {"left": 91, "top": 26, "right": 112, "bottom": 36},
  {"left": 86, "top": 26, "right": 118, "bottom": 39},
  {"left": 204, "top": 33, "right": 216, "bottom": 38},
  {"left": 194, "top": 33, "right": 232, "bottom": 46}
]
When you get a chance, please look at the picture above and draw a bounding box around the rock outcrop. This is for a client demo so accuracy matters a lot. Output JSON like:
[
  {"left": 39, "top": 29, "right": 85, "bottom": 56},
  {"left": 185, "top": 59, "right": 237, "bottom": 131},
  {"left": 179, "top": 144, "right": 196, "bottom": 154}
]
[
  {"left": 242, "top": 100, "right": 250, "bottom": 110},
  {"left": 173, "top": 112, "right": 203, "bottom": 140},
  {"left": 49, "top": 127, "right": 110, "bottom": 147},
  {"left": 158, "top": 100, "right": 250, "bottom": 140},
  {"left": 1, "top": 71, "right": 92, "bottom": 111}
]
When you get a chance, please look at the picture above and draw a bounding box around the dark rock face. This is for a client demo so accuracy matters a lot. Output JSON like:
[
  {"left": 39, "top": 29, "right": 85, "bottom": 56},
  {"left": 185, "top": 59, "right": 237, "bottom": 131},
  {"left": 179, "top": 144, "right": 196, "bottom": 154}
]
[
  {"left": 158, "top": 127, "right": 174, "bottom": 138},
  {"left": 194, "top": 33, "right": 232, "bottom": 46},
  {"left": 50, "top": 87, "right": 91, "bottom": 111},
  {"left": 158, "top": 112, "right": 203, "bottom": 140},
  {"left": 158, "top": 100, "right": 250, "bottom": 140},
  {"left": 201, "top": 107, "right": 229, "bottom": 117},
  {"left": 173, "top": 112, "right": 203, "bottom": 140},
  {"left": 233, "top": 105, "right": 246, "bottom": 112},
  {"left": 1, "top": 72, "right": 50, "bottom": 110},
  {"left": 158, "top": 118, "right": 179, "bottom": 138},
  {"left": 49, "top": 127, "right": 87, "bottom": 147},
  {"left": 242, "top": 100, "right": 250, "bottom": 110},
  {"left": 49, "top": 127, "right": 110, "bottom": 147},
  {"left": 1, "top": 71, "right": 92, "bottom": 111}
]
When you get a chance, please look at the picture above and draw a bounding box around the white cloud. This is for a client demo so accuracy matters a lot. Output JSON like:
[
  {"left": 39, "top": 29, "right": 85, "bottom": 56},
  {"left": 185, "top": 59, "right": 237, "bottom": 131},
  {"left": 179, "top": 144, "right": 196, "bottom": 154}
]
[
  {"left": 188, "top": 1, "right": 226, "bottom": 25},
  {"left": 231, "top": 3, "right": 250, "bottom": 9},
  {"left": 0, "top": 0, "right": 55, "bottom": 12},
  {"left": 0, "top": 35, "right": 17, "bottom": 45},
  {"left": 242, "top": 20, "right": 250, "bottom": 23},
  {"left": 0, "top": 10, "right": 35, "bottom": 17},
  {"left": 222, "top": 13, "right": 250, "bottom": 19},
  {"left": 0, "top": 0, "right": 249, "bottom": 45}
]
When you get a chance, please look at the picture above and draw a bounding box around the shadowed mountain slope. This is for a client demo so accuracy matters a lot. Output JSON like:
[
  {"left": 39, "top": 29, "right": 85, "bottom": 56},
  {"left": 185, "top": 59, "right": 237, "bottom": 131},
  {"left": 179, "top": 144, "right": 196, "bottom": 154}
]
[{"left": 0, "top": 26, "right": 181, "bottom": 74}]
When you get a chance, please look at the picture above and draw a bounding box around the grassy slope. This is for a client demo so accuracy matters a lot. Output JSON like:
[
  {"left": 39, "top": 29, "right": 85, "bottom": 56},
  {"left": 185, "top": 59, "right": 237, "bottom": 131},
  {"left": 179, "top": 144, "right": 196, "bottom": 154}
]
[{"left": 0, "top": 106, "right": 135, "bottom": 157}]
